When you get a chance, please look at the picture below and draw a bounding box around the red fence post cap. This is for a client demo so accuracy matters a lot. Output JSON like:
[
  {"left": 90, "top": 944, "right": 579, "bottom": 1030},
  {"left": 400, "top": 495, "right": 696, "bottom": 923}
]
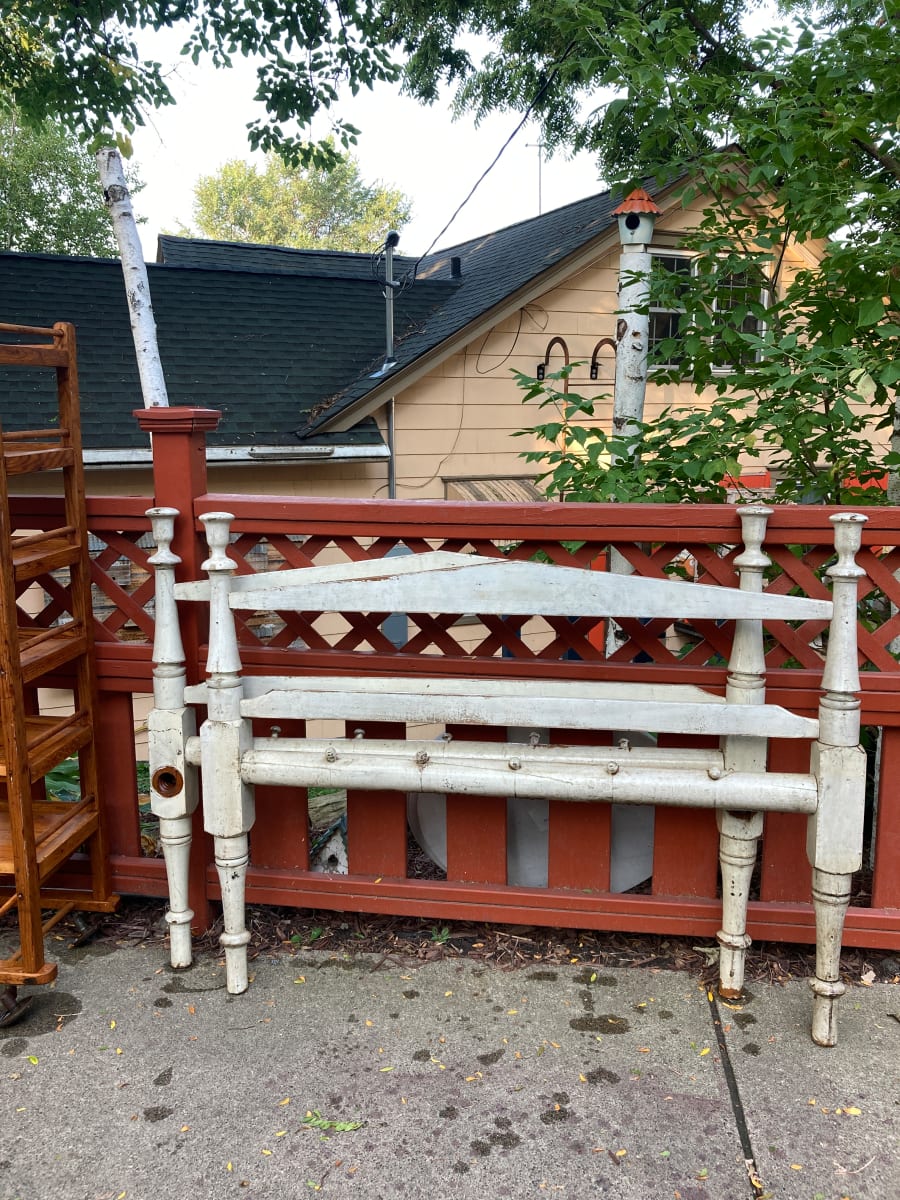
[{"left": 133, "top": 407, "right": 222, "bottom": 434}]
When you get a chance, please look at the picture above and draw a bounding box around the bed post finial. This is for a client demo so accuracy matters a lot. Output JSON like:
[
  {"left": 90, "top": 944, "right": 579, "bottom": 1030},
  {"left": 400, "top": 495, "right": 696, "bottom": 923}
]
[
  {"left": 819, "top": 512, "right": 867, "bottom": 745},
  {"left": 147, "top": 507, "right": 184, "bottom": 708},
  {"left": 200, "top": 512, "right": 242, "bottom": 707},
  {"left": 728, "top": 504, "right": 773, "bottom": 700}
]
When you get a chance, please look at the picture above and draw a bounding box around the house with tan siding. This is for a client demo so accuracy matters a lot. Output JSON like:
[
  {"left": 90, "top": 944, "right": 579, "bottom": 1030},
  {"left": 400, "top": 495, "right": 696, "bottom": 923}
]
[{"left": 0, "top": 177, "right": 829, "bottom": 502}]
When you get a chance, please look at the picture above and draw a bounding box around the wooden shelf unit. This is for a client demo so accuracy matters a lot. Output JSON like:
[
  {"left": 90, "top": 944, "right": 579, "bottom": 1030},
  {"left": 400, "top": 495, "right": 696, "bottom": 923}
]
[{"left": 0, "top": 321, "right": 117, "bottom": 1018}]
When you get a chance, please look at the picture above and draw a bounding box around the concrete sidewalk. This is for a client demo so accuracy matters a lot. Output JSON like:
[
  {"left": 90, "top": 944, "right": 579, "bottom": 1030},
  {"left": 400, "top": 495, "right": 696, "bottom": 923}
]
[{"left": 1, "top": 936, "right": 897, "bottom": 1200}]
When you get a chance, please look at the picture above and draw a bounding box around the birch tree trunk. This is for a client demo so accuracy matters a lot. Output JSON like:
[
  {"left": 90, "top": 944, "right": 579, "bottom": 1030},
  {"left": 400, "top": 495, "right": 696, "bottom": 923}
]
[{"left": 97, "top": 147, "right": 169, "bottom": 408}]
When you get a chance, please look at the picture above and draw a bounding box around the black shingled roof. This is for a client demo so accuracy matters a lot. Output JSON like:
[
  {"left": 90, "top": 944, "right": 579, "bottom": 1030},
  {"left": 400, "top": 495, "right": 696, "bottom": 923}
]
[
  {"left": 0, "top": 252, "right": 455, "bottom": 451},
  {"left": 0, "top": 184, "right": 651, "bottom": 456},
  {"left": 157, "top": 235, "right": 419, "bottom": 280},
  {"left": 296, "top": 185, "right": 629, "bottom": 435},
  {"left": 154, "top": 186, "right": 634, "bottom": 439}
]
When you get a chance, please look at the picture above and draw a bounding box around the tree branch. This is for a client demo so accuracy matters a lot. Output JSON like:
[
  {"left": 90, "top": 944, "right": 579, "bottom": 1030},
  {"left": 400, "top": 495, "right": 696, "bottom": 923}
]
[
  {"left": 681, "top": 6, "right": 759, "bottom": 74},
  {"left": 852, "top": 136, "right": 900, "bottom": 184}
]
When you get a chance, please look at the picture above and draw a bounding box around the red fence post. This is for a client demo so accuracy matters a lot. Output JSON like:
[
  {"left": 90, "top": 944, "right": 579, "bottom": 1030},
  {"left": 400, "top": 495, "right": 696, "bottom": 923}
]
[
  {"left": 250, "top": 718, "right": 310, "bottom": 871},
  {"left": 547, "top": 730, "right": 612, "bottom": 891},
  {"left": 345, "top": 721, "right": 409, "bottom": 878},
  {"left": 872, "top": 727, "right": 900, "bottom": 910},
  {"left": 134, "top": 407, "right": 221, "bottom": 931},
  {"left": 445, "top": 726, "right": 508, "bottom": 885},
  {"left": 134, "top": 407, "right": 221, "bottom": 567},
  {"left": 651, "top": 734, "right": 720, "bottom": 898},
  {"left": 95, "top": 692, "right": 141, "bottom": 857},
  {"left": 759, "top": 741, "right": 810, "bottom": 902}
]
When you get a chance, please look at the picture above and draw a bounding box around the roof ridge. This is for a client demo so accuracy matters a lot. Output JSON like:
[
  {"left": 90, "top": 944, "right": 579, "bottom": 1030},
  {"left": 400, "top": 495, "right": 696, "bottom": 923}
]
[
  {"left": 0, "top": 249, "right": 121, "bottom": 265},
  {"left": 158, "top": 234, "right": 416, "bottom": 263},
  {"left": 145, "top": 264, "right": 458, "bottom": 293},
  {"left": 422, "top": 183, "right": 619, "bottom": 261}
]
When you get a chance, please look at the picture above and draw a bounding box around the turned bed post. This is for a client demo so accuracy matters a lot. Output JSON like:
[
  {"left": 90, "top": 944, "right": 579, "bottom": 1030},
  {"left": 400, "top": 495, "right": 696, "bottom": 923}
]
[
  {"left": 146, "top": 507, "right": 199, "bottom": 969},
  {"left": 199, "top": 512, "right": 255, "bottom": 995},
  {"left": 807, "top": 512, "right": 867, "bottom": 1045},
  {"left": 716, "top": 505, "right": 772, "bottom": 999}
]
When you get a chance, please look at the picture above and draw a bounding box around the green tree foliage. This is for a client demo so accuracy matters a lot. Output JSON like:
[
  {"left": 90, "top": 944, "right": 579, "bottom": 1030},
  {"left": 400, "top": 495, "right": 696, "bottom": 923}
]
[
  {"left": 188, "top": 151, "right": 411, "bottom": 251},
  {"left": 2, "top": 3, "right": 896, "bottom": 503},
  {"left": 0, "top": 104, "right": 141, "bottom": 255},
  {"left": 385, "top": 0, "right": 900, "bottom": 504},
  {"left": 0, "top": 2, "right": 402, "bottom": 165}
]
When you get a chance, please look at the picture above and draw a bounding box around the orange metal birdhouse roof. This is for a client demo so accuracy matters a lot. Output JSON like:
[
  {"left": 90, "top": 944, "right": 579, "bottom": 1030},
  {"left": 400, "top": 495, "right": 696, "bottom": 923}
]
[{"left": 611, "top": 188, "right": 662, "bottom": 216}]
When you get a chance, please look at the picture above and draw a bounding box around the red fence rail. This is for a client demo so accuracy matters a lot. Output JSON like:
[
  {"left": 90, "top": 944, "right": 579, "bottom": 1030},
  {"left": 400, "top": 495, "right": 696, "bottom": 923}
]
[{"left": 13, "top": 410, "right": 900, "bottom": 950}]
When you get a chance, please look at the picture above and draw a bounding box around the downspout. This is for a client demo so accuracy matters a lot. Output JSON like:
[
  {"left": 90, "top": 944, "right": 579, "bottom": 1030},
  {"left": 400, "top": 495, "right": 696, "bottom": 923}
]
[
  {"left": 380, "top": 231, "right": 401, "bottom": 497},
  {"left": 387, "top": 396, "right": 396, "bottom": 499}
]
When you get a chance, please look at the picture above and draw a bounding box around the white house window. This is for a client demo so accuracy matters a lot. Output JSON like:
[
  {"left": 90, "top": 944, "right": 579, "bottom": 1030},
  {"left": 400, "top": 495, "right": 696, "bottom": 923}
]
[
  {"left": 648, "top": 251, "right": 767, "bottom": 369},
  {"left": 648, "top": 252, "right": 692, "bottom": 365},
  {"left": 710, "top": 267, "right": 767, "bottom": 368}
]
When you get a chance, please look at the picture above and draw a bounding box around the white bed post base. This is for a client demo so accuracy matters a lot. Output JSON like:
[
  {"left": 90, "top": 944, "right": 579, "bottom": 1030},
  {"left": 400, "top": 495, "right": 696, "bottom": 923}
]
[
  {"left": 809, "top": 868, "right": 852, "bottom": 1046},
  {"left": 215, "top": 835, "right": 252, "bottom": 994},
  {"left": 716, "top": 810, "right": 764, "bottom": 998},
  {"left": 159, "top": 815, "right": 194, "bottom": 968}
]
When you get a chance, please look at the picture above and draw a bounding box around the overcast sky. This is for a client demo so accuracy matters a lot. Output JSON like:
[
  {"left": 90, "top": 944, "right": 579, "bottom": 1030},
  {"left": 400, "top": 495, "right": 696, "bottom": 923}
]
[
  {"left": 129, "top": 29, "right": 607, "bottom": 260},
  {"left": 129, "top": 5, "right": 786, "bottom": 261}
]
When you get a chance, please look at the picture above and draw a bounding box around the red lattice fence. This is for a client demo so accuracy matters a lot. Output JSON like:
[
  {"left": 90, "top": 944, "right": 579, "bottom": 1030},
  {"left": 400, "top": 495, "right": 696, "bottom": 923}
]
[{"left": 11, "top": 411, "right": 900, "bottom": 949}]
